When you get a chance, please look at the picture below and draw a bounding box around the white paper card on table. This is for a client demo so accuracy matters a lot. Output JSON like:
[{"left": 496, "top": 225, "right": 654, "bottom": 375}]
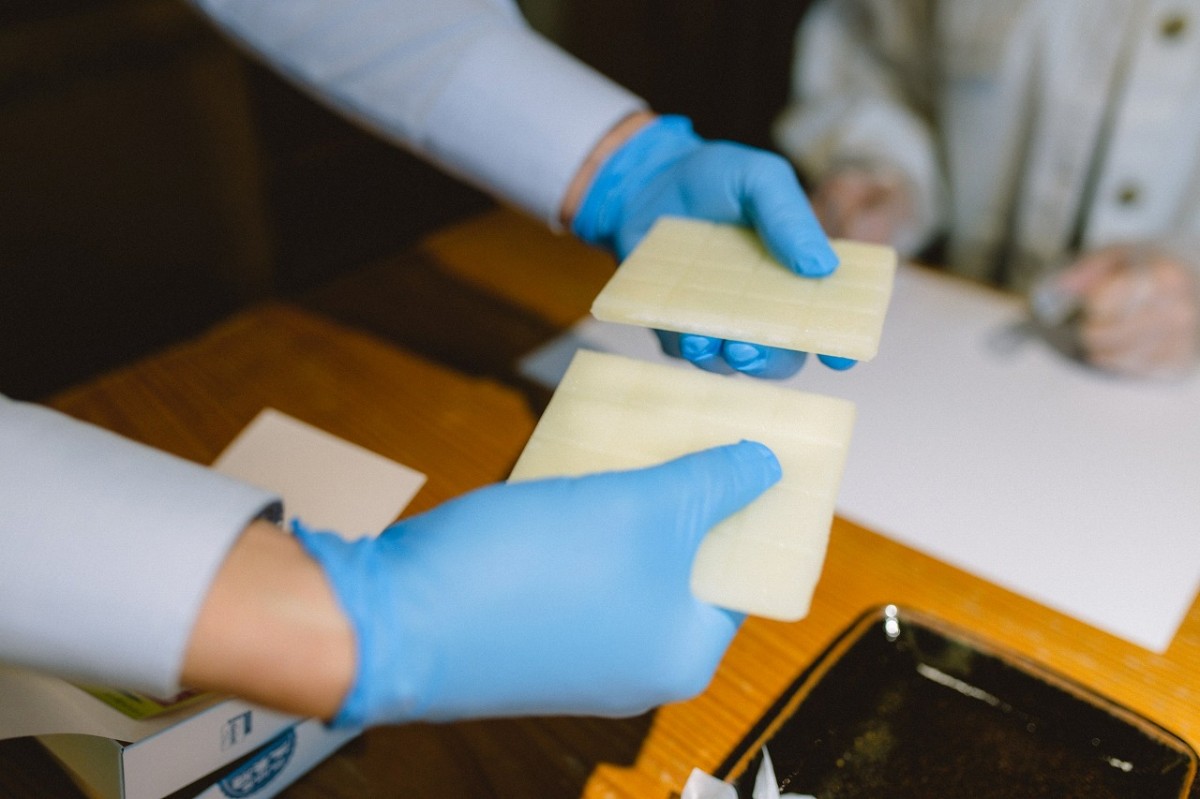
[
  {"left": 591, "top": 216, "right": 897, "bottom": 361},
  {"left": 519, "top": 265, "right": 1200, "bottom": 653},
  {"left": 213, "top": 407, "right": 426, "bottom": 538},
  {"left": 508, "top": 349, "right": 855, "bottom": 621}
]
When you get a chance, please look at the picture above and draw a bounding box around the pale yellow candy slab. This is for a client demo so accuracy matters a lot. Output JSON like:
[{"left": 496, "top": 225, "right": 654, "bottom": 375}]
[
  {"left": 508, "top": 349, "right": 855, "bottom": 621},
  {"left": 591, "top": 217, "right": 897, "bottom": 361}
]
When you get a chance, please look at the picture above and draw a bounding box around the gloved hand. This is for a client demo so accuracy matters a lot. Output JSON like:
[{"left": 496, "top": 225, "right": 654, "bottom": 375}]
[
  {"left": 1035, "top": 243, "right": 1200, "bottom": 378},
  {"left": 572, "top": 115, "right": 855, "bottom": 378},
  {"left": 294, "top": 440, "right": 782, "bottom": 727}
]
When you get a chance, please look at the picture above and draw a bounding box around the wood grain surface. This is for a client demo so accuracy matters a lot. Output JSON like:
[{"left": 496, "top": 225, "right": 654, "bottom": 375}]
[{"left": 2, "top": 209, "right": 1195, "bottom": 798}]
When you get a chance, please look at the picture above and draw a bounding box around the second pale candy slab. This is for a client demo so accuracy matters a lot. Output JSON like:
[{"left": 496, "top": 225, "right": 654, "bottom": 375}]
[
  {"left": 508, "top": 349, "right": 855, "bottom": 621},
  {"left": 590, "top": 217, "right": 897, "bottom": 361}
]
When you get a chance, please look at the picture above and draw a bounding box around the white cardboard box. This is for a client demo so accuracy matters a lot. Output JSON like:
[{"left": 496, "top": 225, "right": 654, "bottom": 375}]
[
  {"left": 39, "top": 703, "right": 355, "bottom": 799},
  {"left": 1, "top": 409, "right": 426, "bottom": 798}
]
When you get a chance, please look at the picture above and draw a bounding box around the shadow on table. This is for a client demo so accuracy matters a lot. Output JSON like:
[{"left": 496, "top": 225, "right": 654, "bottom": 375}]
[
  {"left": 0, "top": 738, "right": 89, "bottom": 797},
  {"left": 297, "top": 246, "right": 560, "bottom": 419},
  {"left": 299, "top": 711, "right": 656, "bottom": 797}
]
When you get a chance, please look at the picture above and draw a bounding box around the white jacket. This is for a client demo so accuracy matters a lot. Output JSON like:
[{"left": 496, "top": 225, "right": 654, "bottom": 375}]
[
  {"left": 775, "top": 0, "right": 1200, "bottom": 289},
  {"left": 1, "top": 0, "right": 643, "bottom": 694}
]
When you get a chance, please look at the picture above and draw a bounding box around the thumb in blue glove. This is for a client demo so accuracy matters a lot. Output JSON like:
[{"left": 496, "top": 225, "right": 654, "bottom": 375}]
[
  {"left": 572, "top": 115, "right": 856, "bottom": 378},
  {"left": 294, "top": 440, "right": 782, "bottom": 727}
]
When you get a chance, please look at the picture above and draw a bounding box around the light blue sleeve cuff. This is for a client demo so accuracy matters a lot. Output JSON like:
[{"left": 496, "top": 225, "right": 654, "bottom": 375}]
[
  {"left": 190, "top": 0, "right": 646, "bottom": 226},
  {"left": 0, "top": 398, "right": 280, "bottom": 694},
  {"left": 420, "top": 23, "right": 647, "bottom": 226}
]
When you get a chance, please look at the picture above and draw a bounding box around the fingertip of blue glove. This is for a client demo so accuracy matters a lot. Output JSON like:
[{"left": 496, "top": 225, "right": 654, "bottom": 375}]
[
  {"left": 680, "top": 334, "right": 736, "bottom": 374},
  {"left": 818, "top": 354, "right": 858, "bottom": 371},
  {"left": 788, "top": 244, "right": 840, "bottom": 277},
  {"left": 722, "top": 341, "right": 764, "bottom": 369},
  {"left": 730, "top": 439, "right": 783, "bottom": 485},
  {"left": 676, "top": 440, "right": 781, "bottom": 514},
  {"left": 723, "top": 342, "right": 807, "bottom": 379},
  {"left": 681, "top": 334, "right": 719, "bottom": 360}
]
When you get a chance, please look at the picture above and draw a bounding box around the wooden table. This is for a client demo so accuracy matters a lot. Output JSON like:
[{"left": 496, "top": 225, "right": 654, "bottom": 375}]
[{"left": 2, "top": 208, "right": 1197, "bottom": 797}]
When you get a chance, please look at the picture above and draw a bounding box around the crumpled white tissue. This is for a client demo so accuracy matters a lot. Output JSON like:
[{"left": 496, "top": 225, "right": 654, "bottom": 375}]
[{"left": 680, "top": 748, "right": 815, "bottom": 799}]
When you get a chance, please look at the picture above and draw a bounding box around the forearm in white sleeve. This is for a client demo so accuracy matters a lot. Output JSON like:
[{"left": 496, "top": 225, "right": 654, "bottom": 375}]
[
  {"left": 772, "top": 0, "right": 944, "bottom": 245},
  {"left": 0, "top": 397, "right": 280, "bottom": 694},
  {"left": 187, "top": 0, "right": 647, "bottom": 226}
]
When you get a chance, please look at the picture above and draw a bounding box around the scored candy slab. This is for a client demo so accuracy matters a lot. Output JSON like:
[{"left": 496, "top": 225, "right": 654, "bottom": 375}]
[
  {"left": 591, "top": 217, "right": 897, "bottom": 361},
  {"left": 508, "top": 349, "right": 855, "bottom": 621}
]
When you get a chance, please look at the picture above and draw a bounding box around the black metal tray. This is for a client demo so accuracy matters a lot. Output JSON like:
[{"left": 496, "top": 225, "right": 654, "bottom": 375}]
[{"left": 715, "top": 606, "right": 1197, "bottom": 798}]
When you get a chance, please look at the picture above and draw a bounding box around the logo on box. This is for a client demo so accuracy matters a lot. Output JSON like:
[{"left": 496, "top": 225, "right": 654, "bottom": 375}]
[
  {"left": 221, "top": 710, "right": 253, "bottom": 750},
  {"left": 218, "top": 728, "right": 297, "bottom": 797}
]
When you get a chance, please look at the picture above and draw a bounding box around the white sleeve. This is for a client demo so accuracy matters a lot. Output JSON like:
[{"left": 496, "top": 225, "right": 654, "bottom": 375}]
[
  {"left": 0, "top": 397, "right": 280, "bottom": 694},
  {"left": 188, "top": 0, "right": 647, "bottom": 226},
  {"left": 772, "top": 0, "right": 944, "bottom": 247}
]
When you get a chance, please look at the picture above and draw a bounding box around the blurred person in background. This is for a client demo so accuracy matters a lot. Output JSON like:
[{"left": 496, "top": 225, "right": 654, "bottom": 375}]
[{"left": 775, "top": 0, "right": 1200, "bottom": 378}]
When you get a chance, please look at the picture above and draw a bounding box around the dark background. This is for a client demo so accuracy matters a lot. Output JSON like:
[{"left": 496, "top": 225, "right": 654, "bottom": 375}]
[{"left": 0, "top": 0, "right": 814, "bottom": 399}]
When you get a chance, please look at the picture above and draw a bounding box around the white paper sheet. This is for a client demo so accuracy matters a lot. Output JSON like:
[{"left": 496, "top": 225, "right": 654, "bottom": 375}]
[{"left": 519, "top": 265, "right": 1200, "bottom": 652}]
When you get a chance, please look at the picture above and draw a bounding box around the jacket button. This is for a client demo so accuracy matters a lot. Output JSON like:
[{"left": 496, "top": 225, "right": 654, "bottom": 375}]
[
  {"left": 1161, "top": 13, "right": 1188, "bottom": 39},
  {"left": 1116, "top": 183, "right": 1141, "bottom": 206}
]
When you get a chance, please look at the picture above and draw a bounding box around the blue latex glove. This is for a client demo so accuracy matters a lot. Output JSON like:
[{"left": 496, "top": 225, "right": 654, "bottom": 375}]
[
  {"left": 294, "top": 440, "right": 781, "bottom": 727},
  {"left": 573, "top": 115, "right": 856, "bottom": 378}
]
